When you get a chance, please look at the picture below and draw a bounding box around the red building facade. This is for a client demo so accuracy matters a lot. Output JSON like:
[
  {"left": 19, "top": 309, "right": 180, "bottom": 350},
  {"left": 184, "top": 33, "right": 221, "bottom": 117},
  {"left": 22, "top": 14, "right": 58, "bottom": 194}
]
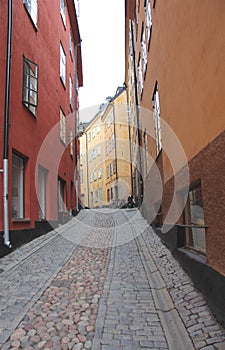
[{"left": 0, "top": 0, "right": 83, "bottom": 255}]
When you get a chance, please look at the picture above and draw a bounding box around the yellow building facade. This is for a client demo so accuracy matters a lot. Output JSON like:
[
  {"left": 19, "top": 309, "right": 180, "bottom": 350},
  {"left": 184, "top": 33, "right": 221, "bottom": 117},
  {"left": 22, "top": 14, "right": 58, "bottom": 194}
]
[{"left": 80, "top": 87, "right": 132, "bottom": 208}]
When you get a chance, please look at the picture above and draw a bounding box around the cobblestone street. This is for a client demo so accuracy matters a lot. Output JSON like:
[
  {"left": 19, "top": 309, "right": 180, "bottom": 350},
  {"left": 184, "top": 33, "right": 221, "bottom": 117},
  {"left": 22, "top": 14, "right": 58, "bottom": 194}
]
[{"left": 0, "top": 209, "right": 225, "bottom": 350}]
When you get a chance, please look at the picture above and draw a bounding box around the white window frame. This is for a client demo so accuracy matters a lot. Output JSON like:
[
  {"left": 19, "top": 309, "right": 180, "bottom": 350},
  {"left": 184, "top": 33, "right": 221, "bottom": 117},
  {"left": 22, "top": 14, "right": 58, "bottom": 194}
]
[
  {"left": 24, "top": 0, "right": 38, "bottom": 27},
  {"left": 70, "top": 30, "right": 73, "bottom": 56},
  {"left": 145, "top": 0, "right": 152, "bottom": 45},
  {"left": 141, "top": 28, "right": 147, "bottom": 75},
  {"left": 60, "top": 0, "right": 66, "bottom": 27},
  {"left": 153, "top": 83, "right": 162, "bottom": 155},
  {"left": 138, "top": 56, "right": 143, "bottom": 96},
  {"left": 38, "top": 166, "right": 47, "bottom": 220},
  {"left": 98, "top": 168, "right": 102, "bottom": 179},
  {"left": 70, "top": 129, "right": 74, "bottom": 156},
  {"left": 60, "top": 42, "right": 66, "bottom": 86},
  {"left": 69, "top": 75, "right": 73, "bottom": 107},
  {"left": 12, "top": 153, "right": 25, "bottom": 219},
  {"left": 60, "top": 108, "right": 66, "bottom": 144}
]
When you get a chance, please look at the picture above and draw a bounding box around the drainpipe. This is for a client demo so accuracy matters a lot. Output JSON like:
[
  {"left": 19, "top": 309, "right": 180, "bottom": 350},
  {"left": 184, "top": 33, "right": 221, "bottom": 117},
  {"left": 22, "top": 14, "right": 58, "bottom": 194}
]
[
  {"left": 130, "top": 19, "right": 143, "bottom": 207},
  {"left": 74, "top": 41, "right": 82, "bottom": 212},
  {"left": 2, "top": 0, "right": 13, "bottom": 248}
]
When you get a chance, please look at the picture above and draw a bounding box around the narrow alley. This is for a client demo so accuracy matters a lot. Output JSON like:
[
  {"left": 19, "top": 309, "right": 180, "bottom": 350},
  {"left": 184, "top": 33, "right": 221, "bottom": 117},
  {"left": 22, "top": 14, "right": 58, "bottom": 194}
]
[{"left": 0, "top": 209, "right": 224, "bottom": 350}]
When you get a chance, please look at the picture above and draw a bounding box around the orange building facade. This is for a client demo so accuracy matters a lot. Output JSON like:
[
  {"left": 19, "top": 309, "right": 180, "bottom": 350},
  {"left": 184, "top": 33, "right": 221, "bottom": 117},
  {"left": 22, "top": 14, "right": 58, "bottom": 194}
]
[{"left": 125, "top": 0, "right": 225, "bottom": 325}]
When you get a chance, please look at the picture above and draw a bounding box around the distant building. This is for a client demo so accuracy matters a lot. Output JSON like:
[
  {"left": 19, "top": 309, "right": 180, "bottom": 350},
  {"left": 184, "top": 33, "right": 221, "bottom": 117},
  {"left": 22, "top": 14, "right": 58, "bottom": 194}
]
[
  {"left": 80, "top": 87, "right": 132, "bottom": 208},
  {"left": 125, "top": 0, "right": 225, "bottom": 325},
  {"left": 0, "top": 0, "right": 83, "bottom": 255}
]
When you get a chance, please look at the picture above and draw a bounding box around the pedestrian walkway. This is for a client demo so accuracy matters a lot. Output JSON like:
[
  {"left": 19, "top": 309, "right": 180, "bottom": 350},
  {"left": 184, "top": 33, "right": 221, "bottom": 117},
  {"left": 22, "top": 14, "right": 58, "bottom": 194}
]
[{"left": 0, "top": 209, "right": 224, "bottom": 349}]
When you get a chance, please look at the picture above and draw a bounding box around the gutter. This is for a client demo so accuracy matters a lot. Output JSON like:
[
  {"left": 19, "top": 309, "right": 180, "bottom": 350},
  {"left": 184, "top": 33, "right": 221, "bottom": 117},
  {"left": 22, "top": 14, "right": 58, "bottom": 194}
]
[{"left": 2, "top": 0, "right": 13, "bottom": 248}]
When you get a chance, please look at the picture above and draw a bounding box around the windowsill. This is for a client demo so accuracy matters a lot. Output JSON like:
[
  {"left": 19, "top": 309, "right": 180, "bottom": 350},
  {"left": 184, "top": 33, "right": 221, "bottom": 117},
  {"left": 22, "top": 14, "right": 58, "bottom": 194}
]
[
  {"left": 12, "top": 218, "right": 31, "bottom": 223},
  {"left": 178, "top": 246, "right": 206, "bottom": 264}
]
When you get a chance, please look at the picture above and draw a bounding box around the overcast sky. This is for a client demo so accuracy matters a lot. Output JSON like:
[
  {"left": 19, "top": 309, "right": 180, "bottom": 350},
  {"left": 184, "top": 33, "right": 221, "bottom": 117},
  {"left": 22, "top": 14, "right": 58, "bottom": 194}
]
[{"left": 77, "top": 0, "right": 125, "bottom": 118}]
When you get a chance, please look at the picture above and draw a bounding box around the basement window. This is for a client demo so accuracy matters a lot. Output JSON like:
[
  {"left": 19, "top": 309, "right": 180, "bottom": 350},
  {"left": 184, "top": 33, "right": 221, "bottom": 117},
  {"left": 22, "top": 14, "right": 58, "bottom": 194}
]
[
  {"left": 183, "top": 183, "right": 206, "bottom": 254},
  {"left": 22, "top": 57, "right": 38, "bottom": 116}
]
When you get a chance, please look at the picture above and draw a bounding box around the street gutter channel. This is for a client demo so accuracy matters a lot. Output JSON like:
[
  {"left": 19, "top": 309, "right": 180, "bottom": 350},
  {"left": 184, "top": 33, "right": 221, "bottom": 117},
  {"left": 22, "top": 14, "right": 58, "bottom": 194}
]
[{"left": 122, "top": 210, "right": 195, "bottom": 350}]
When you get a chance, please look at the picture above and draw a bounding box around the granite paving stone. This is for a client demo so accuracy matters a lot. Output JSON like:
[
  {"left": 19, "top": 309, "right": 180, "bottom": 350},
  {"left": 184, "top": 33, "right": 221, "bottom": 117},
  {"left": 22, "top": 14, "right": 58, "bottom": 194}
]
[{"left": 0, "top": 209, "right": 225, "bottom": 349}]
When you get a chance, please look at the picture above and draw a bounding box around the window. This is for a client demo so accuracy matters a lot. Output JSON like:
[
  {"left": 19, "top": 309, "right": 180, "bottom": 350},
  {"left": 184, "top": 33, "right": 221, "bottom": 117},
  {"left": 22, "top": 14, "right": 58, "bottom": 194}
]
[
  {"left": 60, "top": 108, "right": 66, "bottom": 144},
  {"left": 93, "top": 148, "right": 96, "bottom": 159},
  {"left": 138, "top": 56, "right": 143, "bottom": 96},
  {"left": 98, "top": 168, "right": 102, "bottom": 179},
  {"left": 113, "top": 160, "right": 116, "bottom": 174},
  {"left": 60, "top": 0, "right": 66, "bottom": 26},
  {"left": 141, "top": 26, "right": 147, "bottom": 75},
  {"left": 97, "top": 144, "right": 101, "bottom": 156},
  {"left": 70, "top": 30, "right": 73, "bottom": 56},
  {"left": 70, "top": 129, "right": 74, "bottom": 156},
  {"left": 96, "top": 124, "right": 100, "bottom": 134},
  {"left": 145, "top": 0, "right": 152, "bottom": 45},
  {"left": 80, "top": 143, "right": 83, "bottom": 157},
  {"left": 88, "top": 132, "right": 91, "bottom": 142},
  {"left": 24, "top": 0, "right": 38, "bottom": 26},
  {"left": 107, "top": 189, "right": 110, "bottom": 202},
  {"left": 38, "top": 166, "right": 47, "bottom": 219},
  {"left": 69, "top": 75, "right": 73, "bottom": 107},
  {"left": 90, "top": 173, "right": 93, "bottom": 183},
  {"left": 184, "top": 184, "right": 206, "bottom": 254},
  {"left": 109, "top": 163, "right": 113, "bottom": 177},
  {"left": 58, "top": 178, "right": 66, "bottom": 212},
  {"left": 60, "top": 42, "right": 66, "bottom": 86},
  {"left": 152, "top": 83, "right": 162, "bottom": 155},
  {"left": 112, "top": 133, "right": 115, "bottom": 148},
  {"left": 22, "top": 57, "right": 38, "bottom": 116},
  {"left": 91, "top": 128, "right": 95, "bottom": 138},
  {"left": 12, "top": 153, "right": 25, "bottom": 219},
  {"left": 93, "top": 170, "right": 97, "bottom": 181}
]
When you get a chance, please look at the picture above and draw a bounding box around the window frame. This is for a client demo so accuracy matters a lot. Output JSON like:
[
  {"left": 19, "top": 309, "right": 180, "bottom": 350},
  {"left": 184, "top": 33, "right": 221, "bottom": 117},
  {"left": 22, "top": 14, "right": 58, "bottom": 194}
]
[
  {"left": 152, "top": 82, "right": 162, "bottom": 155},
  {"left": 60, "top": 0, "right": 66, "bottom": 27},
  {"left": 60, "top": 108, "right": 66, "bottom": 145},
  {"left": 12, "top": 153, "right": 25, "bottom": 220},
  {"left": 24, "top": 0, "right": 38, "bottom": 27},
  {"left": 60, "top": 42, "right": 66, "bottom": 87},
  {"left": 69, "top": 75, "right": 73, "bottom": 107},
  {"left": 22, "top": 56, "right": 38, "bottom": 116}
]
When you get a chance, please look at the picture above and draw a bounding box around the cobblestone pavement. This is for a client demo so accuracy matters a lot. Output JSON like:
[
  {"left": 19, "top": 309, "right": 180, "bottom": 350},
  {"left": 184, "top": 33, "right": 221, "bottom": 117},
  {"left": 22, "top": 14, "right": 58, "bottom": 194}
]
[{"left": 0, "top": 209, "right": 225, "bottom": 350}]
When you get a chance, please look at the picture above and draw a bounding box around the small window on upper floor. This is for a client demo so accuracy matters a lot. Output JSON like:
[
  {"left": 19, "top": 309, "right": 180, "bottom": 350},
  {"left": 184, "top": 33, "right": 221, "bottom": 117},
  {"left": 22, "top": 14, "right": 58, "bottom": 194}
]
[
  {"left": 60, "top": 0, "right": 66, "bottom": 27},
  {"left": 22, "top": 56, "right": 38, "bottom": 116},
  {"left": 69, "top": 75, "right": 73, "bottom": 107},
  {"left": 152, "top": 82, "right": 162, "bottom": 155},
  {"left": 70, "top": 30, "right": 73, "bottom": 57},
  {"left": 60, "top": 42, "right": 66, "bottom": 87},
  {"left": 24, "top": 0, "right": 38, "bottom": 27}
]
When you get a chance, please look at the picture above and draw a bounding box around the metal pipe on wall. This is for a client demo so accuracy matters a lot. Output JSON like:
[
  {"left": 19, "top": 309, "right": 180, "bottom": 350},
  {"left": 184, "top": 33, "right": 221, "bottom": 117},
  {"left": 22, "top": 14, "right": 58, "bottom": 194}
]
[{"left": 2, "top": 0, "right": 13, "bottom": 248}]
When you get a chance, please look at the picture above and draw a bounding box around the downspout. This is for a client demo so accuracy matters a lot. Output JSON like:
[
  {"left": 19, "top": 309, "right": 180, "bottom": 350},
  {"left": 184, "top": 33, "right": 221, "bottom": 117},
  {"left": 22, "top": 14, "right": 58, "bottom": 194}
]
[
  {"left": 2, "top": 0, "right": 13, "bottom": 248},
  {"left": 130, "top": 19, "right": 143, "bottom": 207},
  {"left": 74, "top": 41, "right": 82, "bottom": 212},
  {"left": 112, "top": 103, "right": 118, "bottom": 203}
]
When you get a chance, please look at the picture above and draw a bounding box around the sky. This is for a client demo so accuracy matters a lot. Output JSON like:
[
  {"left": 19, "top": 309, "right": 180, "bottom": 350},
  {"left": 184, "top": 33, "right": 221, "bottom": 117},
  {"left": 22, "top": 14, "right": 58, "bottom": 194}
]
[{"left": 77, "top": 0, "right": 125, "bottom": 120}]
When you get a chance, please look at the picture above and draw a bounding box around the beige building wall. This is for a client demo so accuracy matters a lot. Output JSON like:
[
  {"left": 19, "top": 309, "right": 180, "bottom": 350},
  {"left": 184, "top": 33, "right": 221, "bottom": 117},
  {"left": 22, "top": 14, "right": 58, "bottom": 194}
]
[{"left": 80, "top": 88, "right": 132, "bottom": 209}]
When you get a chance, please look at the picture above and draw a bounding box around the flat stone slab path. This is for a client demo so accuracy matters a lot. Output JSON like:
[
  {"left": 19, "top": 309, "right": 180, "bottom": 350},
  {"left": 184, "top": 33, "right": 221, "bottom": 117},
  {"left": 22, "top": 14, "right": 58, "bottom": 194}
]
[{"left": 0, "top": 209, "right": 225, "bottom": 349}]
